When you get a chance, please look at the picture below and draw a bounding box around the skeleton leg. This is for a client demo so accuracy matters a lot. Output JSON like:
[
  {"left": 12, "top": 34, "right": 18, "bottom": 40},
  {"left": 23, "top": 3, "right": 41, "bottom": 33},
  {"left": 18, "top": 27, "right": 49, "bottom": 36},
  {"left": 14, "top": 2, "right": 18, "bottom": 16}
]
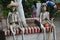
[
  {"left": 17, "top": 24, "right": 25, "bottom": 40},
  {"left": 52, "top": 24, "right": 56, "bottom": 40},
  {"left": 40, "top": 24, "right": 46, "bottom": 40},
  {"left": 10, "top": 25, "right": 16, "bottom": 40}
]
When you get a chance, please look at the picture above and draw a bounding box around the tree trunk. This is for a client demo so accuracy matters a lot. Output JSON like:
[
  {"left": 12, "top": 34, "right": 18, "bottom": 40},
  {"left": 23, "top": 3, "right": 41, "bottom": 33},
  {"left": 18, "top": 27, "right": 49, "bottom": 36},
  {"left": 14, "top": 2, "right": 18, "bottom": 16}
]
[{"left": 15, "top": 0, "right": 27, "bottom": 27}]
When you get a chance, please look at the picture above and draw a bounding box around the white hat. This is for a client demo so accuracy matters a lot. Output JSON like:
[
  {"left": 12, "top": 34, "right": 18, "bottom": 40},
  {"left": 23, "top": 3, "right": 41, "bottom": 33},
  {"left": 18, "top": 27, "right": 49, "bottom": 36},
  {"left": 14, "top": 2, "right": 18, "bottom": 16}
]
[
  {"left": 7, "top": 1, "right": 19, "bottom": 8},
  {"left": 41, "top": 3, "right": 47, "bottom": 6}
]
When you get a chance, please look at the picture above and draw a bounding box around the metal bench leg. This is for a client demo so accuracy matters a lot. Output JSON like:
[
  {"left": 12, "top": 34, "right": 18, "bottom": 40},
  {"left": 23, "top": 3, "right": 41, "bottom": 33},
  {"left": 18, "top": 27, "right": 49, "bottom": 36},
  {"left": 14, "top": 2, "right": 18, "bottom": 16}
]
[
  {"left": 20, "top": 27, "right": 25, "bottom": 40},
  {"left": 13, "top": 33, "right": 16, "bottom": 40},
  {"left": 52, "top": 24, "right": 56, "bottom": 40},
  {"left": 10, "top": 25, "right": 16, "bottom": 40},
  {"left": 43, "top": 28, "right": 46, "bottom": 40},
  {"left": 22, "top": 28, "right": 25, "bottom": 40}
]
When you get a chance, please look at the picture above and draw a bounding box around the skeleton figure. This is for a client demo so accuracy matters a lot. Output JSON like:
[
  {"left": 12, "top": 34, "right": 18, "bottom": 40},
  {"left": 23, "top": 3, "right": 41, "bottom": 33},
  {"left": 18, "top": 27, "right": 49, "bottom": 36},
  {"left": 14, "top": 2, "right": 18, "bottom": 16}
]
[
  {"left": 6, "top": 1, "right": 25, "bottom": 40},
  {"left": 7, "top": 1, "right": 20, "bottom": 35},
  {"left": 40, "top": 3, "right": 52, "bottom": 40},
  {"left": 40, "top": 3, "right": 52, "bottom": 25},
  {"left": 40, "top": 3, "right": 56, "bottom": 40}
]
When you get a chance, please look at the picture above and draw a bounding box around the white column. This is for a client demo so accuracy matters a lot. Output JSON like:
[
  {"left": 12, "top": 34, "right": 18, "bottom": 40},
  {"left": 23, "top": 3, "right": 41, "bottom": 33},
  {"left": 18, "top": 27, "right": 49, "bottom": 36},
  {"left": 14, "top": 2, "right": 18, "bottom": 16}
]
[
  {"left": 36, "top": 2, "right": 41, "bottom": 17},
  {"left": 16, "top": 0, "right": 27, "bottom": 26}
]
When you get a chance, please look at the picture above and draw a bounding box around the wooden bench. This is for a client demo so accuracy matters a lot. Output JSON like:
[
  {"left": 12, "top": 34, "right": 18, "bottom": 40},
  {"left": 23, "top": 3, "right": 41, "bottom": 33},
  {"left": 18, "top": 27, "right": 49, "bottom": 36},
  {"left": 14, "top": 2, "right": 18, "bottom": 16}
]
[{"left": 3, "top": 18, "right": 52, "bottom": 36}]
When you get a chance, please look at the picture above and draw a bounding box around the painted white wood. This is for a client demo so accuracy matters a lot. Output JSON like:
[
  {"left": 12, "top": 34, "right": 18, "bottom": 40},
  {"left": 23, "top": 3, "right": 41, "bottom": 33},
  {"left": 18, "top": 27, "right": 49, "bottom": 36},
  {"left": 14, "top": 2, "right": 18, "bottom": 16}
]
[{"left": 15, "top": 0, "right": 27, "bottom": 26}]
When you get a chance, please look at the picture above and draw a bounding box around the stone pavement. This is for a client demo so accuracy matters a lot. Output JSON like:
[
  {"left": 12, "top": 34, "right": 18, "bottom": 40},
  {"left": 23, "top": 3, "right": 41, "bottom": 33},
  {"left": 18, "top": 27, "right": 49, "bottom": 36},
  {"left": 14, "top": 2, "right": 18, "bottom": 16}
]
[{"left": 54, "top": 20, "right": 60, "bottom": 40}]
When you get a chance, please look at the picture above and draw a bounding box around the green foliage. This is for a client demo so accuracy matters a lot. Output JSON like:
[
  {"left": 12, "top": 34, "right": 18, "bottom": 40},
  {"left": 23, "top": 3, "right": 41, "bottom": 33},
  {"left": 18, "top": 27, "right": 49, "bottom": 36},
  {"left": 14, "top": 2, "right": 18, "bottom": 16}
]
[
  {"left": 0, "top": 0, "right": 11, "bottom": 8},
  {"left": 0, "top": 0, "right": 11, "bottom": 18},
  {"left": 47, "top": 5, "right": 59, "bottom": 18},
  {"left": 0, "top": 0, "right": 59, "bottom": 18},
  {"left": 0, "top": 0, "right": 41, "bottom": 18},
  {"left": 2, "top": 8, "right": 9, "bottom": 18},
  {"left": 23, "top": 0, "right": 40, "bottom": 17},
  {"left": 54, "top": 8, "right": 60, "bottom": 18}
]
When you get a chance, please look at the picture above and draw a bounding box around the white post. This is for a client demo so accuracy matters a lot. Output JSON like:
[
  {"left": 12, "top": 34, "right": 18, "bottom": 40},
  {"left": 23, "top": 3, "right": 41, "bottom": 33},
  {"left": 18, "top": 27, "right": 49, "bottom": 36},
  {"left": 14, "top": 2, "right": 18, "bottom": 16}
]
[
  {"left": 36, "top": 2, "right": 41, "bottom": 17},
  {"left": 16, "top": 0, "right": 27, "bottom": 26}
]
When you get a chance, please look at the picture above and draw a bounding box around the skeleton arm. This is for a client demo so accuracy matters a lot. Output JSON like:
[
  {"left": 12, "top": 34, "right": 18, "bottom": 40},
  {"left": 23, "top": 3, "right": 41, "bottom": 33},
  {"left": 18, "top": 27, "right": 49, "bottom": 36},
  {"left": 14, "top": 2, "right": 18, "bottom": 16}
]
[
  {"left": 46, "top": 12, "right": 51, "bottom": 23},
  {"left": 39, "top": 13, "right": 46, "bottom": 29},
  {"left": 16, "top": 12, "right": 21, "bottom": 27},
  {"left": 17, "top": 12, "right": 24, "bottom": 31},
  {"left": 7, "top": 18, "right": 10, "bottom": 29},
  {"left": 7, "top": 12, "right": 11, "bottom": 29},
  {"left": 47, "top": 12, "right": 50, "bottom": 20},
  {"left": 46, "top": 12, "right": 54, "bottom": 24},
  {"left": 39, "top": 13, "right": 42, "bottom": 24}
]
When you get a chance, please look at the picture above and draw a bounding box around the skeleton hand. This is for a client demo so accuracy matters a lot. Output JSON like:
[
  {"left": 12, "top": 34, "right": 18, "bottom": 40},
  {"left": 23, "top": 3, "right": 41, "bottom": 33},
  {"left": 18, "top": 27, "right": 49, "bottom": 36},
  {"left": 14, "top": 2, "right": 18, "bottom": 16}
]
[
  {"left": 51, "top": 18, "right": 54, "bottom": 23},
  {"left": 20, "top": 27, "right": 24, "bottom": 32}
]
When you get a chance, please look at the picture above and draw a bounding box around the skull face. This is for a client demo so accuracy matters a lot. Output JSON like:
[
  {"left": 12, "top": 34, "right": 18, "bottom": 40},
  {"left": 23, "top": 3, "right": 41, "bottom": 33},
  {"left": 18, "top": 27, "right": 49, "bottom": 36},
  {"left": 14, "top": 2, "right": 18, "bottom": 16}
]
[
  {"left": 10, "top": 6, "right": 16, "bottom": 12},
  {"left": 41, "top": 5, "right": 47, "bottom": 12},
  {"left": 42, "top": 6, "right": 46, "bottom": 11}
]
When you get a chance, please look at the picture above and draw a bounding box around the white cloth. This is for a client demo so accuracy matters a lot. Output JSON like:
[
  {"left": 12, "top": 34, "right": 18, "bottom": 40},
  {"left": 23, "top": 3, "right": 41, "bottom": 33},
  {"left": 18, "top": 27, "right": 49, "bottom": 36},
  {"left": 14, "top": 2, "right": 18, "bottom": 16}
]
[
  {"left": 36, "top": 2, "right": 41, "bottom": 17},
  {"left": 16, "top": 0, "right": 27, "bottom": 26},
  {"left": 32, "top": 5, "right": 36, "bottom": 13}
]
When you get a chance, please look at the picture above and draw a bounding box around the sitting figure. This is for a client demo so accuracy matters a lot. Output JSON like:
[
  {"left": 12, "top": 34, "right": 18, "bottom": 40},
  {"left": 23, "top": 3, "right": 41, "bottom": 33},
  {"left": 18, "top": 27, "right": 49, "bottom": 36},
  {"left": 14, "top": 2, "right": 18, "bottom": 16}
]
[
  {"left": 7, "top": 1, "right": 20, "bottom": 35},
  {"left": 40, "top": 3, "right": 53, "bottom": 28},
  {"left": 40, "top": 3, "right": 56, "bottom": 40}
]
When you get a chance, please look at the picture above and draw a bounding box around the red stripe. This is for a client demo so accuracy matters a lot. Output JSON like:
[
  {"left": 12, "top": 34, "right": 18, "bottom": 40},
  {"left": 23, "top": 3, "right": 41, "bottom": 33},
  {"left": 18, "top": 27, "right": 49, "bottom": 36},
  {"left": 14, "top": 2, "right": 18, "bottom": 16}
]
[
  {"left": 34, "top": 27, "right": 37, "bottom": 33},
  {"left": 31, "top": 27, "right": 34, "bottom": 33},
  {"left": 16, "top": 28, "right": 20, "bottom": 35},
  {"left": 24, "top": 27, "right": 28, "bottom": 34},
  {"left": 37, "top": 27, "right": 40, "bottom": 33},
  {"left": 28, "top": 27, "right": 31, "bottom": 34}
]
